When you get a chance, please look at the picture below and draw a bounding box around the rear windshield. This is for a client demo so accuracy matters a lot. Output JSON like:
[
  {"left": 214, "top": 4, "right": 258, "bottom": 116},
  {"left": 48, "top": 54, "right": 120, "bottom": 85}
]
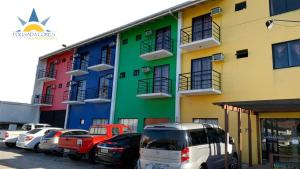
[
  {"left": 22, "top": 125, "right": 32, "bottom": 131},
  {"left": 43, "top": 130, "right": 58, "bottom": 138},
  {"left": 61, "top": 131, "right": 88, "bottom": 137},
  {"left": 141, "top": 129, "right": 188, "bottom": 151},
  {"left": 89, "top": 127, "right": 107, "bottom": 135},
  {"left": 27, "top": 129, "right": 42, "bottom": 134}
]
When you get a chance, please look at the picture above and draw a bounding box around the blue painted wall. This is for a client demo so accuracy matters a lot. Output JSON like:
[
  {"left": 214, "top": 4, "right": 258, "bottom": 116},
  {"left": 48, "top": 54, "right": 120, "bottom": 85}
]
[{"left": 67, "top": 36, "right": 116, "bottom": 130}]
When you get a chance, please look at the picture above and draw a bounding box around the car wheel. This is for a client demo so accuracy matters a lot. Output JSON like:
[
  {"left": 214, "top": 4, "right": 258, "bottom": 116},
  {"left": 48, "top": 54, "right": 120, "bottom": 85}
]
[
  {"left": 200, "top": 163, "right": 207, "bottom": 169},
  {"left": 5, "top": 142, "right": 15, "bottom": 148},
  {"left": 88, "top": 147, "right": 97, "bottom": 164},
  {"left": 68, "top": 154, "right": 82, "bottom": 161},
  {"left": 34, "top": 143, "right": 42, "bottom": 153},
  {"left": 230, "top": 155, "right": 238, "bottom": 169}
]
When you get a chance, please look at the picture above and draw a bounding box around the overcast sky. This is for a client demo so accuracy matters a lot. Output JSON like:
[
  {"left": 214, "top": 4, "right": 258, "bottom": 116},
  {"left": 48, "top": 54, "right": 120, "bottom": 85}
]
[{"left": 0, "top": 0, "right": 188, "bottom": 103}]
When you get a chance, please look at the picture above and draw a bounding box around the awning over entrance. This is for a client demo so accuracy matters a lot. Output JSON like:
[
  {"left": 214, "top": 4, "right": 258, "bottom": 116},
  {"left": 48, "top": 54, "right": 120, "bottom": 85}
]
[
  {"left": 213, "top": 98, "right": 300, "bottom": 112},
  {"left": 212, "top": 98, "right": 300, "bottom": 169}
]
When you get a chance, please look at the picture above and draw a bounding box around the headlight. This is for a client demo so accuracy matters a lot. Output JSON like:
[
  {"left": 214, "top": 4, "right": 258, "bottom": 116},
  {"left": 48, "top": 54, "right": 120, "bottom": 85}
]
[{"left": 77, "top": 139, "right": 83, "bottom": 146}]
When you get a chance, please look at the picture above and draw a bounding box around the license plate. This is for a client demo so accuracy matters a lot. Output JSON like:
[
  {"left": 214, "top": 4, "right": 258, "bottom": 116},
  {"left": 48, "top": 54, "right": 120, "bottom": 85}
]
[
  {"left": 100, "top": 148, "right": 108, "bottom": 153},
  {"left": 64, "top": 149, "right": 70, "bottom": 153}
]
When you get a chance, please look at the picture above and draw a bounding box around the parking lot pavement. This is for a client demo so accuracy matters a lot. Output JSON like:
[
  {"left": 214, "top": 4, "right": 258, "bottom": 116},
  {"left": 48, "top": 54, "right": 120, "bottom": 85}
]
[{"left": 0, "top": 143, "right": 111, "bottom": 169}]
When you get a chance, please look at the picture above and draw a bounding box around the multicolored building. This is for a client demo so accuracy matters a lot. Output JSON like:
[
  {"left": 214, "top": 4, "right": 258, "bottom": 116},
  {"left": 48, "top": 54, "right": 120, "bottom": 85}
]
[
  {"left": 32, "top": 0, "right": 300, "bottom": 166},
  {"left": 33, "top": 50, "right": 73, "bottom": 127}
]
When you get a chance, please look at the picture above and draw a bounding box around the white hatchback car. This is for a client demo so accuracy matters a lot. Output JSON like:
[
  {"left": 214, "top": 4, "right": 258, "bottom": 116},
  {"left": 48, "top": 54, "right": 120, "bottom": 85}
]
[
  {"left": 16, "top": 127, "right": 62, "bottom": 152},
  {"left": 138, "top": 123, "right": 238, "bottom": 169}
]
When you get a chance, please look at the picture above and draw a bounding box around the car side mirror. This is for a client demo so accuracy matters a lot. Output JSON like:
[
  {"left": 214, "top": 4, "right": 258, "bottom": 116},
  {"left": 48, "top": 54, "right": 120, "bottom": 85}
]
[{"left": 229, "top": 136, "right": 234, "bottom": 144}]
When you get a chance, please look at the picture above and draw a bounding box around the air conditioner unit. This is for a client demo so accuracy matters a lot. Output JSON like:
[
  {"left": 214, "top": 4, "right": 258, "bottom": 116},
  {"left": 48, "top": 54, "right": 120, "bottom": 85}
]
[
  {"left": 54, "top": 59, "right": 60, "bottom": 64},
  {"left": 51, "top": 84, "right": 56, "bottom": 89},
  {"left": 211, "top": 7, "right": 222, "bottom": 16},
  {"left": 144, "top": 30, "right": 153, "bottom": 36},
  {"left": 141, "top": 66, "right": 152, "bottom": 73},
  {"left": 212, "top": 53, "right": 224, "bottom": 62}
]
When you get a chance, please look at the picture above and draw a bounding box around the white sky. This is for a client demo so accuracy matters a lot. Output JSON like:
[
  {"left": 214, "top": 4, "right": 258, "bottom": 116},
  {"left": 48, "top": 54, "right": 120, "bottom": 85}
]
[{"left": 0, "top": 0, "right": 187, "bottom": 103}]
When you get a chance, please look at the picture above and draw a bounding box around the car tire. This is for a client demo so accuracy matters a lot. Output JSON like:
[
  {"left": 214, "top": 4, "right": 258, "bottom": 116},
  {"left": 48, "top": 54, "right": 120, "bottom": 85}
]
[
  {"left": 4, "top": 142, "right": 15, "bottom": 148},
  {"left": 34, "top": 143, "right": 42, "bottom": 153},
  {"left": 200, "top": 164, "right": 207, "bottom": 169},
  {"left": 88, "top": 147, "right": 97, "bottom": 164},
  {"left": 68, "top": 154, "right": 82, "bottom": 161},
  {"left": 230, "top": 154, "right": 238, "bottom": 169}
]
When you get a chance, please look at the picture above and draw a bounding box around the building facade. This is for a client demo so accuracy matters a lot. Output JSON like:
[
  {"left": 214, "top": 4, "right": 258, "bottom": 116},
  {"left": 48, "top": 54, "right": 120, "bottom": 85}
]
[
  {"left": 179, "top": 0, "right": 300, "bottom": 165},
  {"left": 33, "top": 51, "right": 73, "bottom": 127},
  {"left": 64, "top": 36, "right": 116, "bottom": 130},
  {"left": 113, "top": 14, "right": 178, "bottom": 132}
]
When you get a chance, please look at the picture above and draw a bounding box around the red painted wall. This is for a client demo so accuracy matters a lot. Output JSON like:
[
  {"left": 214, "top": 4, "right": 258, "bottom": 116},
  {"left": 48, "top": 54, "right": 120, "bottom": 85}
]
[{"left": 41, "top": 51, "right": 73, "bottom": 111}]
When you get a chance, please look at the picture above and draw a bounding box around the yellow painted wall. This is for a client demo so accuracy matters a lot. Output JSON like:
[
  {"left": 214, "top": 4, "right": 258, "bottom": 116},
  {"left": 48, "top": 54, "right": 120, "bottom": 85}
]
[{"left": 180, "top": 0, "right": 300, "bottom": 165}]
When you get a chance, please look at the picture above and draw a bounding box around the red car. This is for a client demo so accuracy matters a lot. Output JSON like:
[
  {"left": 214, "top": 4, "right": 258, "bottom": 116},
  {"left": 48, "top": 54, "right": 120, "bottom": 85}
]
[{"left": 58, "top": 124, "right": 130, "bottom": 163}]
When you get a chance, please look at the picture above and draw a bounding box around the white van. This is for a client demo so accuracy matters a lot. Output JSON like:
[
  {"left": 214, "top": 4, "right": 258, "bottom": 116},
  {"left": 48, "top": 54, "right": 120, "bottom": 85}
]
[{"left": 138, "top": 123, "right": 238, "bottom": 169}]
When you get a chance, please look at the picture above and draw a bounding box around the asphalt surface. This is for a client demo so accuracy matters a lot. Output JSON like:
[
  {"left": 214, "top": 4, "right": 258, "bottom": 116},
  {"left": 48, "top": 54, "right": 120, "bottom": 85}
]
[{"left": 0, "top": 142, "right": 111, "bottom": 169}]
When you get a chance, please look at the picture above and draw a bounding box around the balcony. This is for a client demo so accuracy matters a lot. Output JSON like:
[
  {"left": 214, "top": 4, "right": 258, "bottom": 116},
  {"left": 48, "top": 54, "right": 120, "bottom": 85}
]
[
  {"left": 33, "top": 95, "right": 53, "bottom": 106},
  {"left": 136, "top": 77, "right": 172, "bottom": 99},
  {"left": 84, "top": 86, "right": 112, "bottom": 103},
  {"left": 140, "top": 37, "right": 173, "bottom": 61},
  {"left": 66, "top": 59, "right": 89, "bottom": 76},
  {"left": 180, "top": 21, "right": 221, "bottom": 52},
  {"left": 37, "top": 69, "right": 56, "bottom": 82},
  {"left": 88, "top": 56, "right": 114, "bottom": 72},
  {"left": 62, "top": 90, "right": 85, "bottom": 104},
  {"left": 179, "top": 70, "right": 221, "bottom": 96}
]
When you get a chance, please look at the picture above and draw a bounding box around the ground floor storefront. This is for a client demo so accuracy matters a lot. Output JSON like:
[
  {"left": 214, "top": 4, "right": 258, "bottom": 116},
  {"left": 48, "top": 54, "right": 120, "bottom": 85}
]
[
  {"left": 39, "top": 110, "right": 66, "bottom": 128},
  {"left": 181, "top": 98, "right": 300, "bottom": 168}
]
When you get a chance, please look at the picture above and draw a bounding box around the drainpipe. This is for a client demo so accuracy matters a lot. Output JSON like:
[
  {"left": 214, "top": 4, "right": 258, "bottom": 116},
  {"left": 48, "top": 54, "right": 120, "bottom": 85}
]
[
  {"left": 109, "top": 33, "right": 120, "bottom": 124},
  {"left": 175, "top": 12, "right": 182, "bottom": 123},
  {"left": 64, "top": 48, "right": 77, "bottom": 129}
]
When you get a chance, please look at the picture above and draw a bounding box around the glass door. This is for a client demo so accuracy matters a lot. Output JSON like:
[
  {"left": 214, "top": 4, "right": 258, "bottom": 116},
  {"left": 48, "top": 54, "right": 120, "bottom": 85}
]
[
  {"left": 101, "top": 46, "right": 112, "bottom": 65},
  {"left": 191, "top": 57, "right": 212, "bottom": 90},
  {"left": 155, "top": 27, "right": 171, "bottom": 51},
  {"left": 99, "top": 77, "right": 109, "bottom": 98},
  {"left": 261, "top": 119, "right": 300, "bottom": 162},
  {"left": 76, "top": 81, "right": 86, "bottom": 101},
  {"left": 48, "top": 62, "right": 55, "bottom": 78},
  {"left": 153, "top": 65, "right": 169, "bottom": 93},
  {"left": 45, "top": 86, "right": 52, "bottom": 104},
  {"left": 192, "top": 13, "right": 212, "bottom": 42}
]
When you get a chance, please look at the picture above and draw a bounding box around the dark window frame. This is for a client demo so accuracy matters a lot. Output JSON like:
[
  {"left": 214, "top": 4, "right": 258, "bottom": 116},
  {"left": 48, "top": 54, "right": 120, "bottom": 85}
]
[
  {"left": 235, "top": 1, "right": 247, "bottom": 11},
  {"left": 272, "top": 39, "right": 300, "bottom": 69},
  {"left": 269, "top": 0, "right": 300, "bottom": 16}
]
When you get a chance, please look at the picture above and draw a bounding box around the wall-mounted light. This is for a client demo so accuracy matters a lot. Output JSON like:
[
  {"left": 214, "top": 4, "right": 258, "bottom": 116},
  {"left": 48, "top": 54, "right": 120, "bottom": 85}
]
[{"left": 265, "top": 19, "right": 300, "bottom": 30}]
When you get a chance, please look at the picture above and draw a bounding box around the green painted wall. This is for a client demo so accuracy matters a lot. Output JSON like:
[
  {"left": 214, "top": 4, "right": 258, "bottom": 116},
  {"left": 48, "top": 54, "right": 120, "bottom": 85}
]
[{"left": 114, "top": 14, "right": 178, "bottom": 132}]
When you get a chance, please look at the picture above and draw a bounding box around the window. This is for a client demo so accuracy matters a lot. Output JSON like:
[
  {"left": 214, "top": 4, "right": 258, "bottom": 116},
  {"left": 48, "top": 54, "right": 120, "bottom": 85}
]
[
  {"left": 235, "top": 1, "right": 246, "bottom": 11},
  {"left": 62, "top": 58, "right": 66, "bottom": 62},
  {"left": 92, "top": 119, "right": 109, "bottom": 125},
  {"left": 58, "top": 83, "right": 63, "bottom": 88},
  {"left": 192, "top": 14, "right": 212, "bottom": 42},
  {"left": 189, "top": 129, "right": 208, "bottom": 146},
  {"left": 273, "top": 39, "right": 300, "bottom": 69},
  {"left": 218, "top": 129, "right": 225, "bottom": 143},
  {"left": 66, "top": 82, "right": 70, "bottom": 87},
  {"left": 119, "top": 72, "right": 126, "bottom": 78},
  {"left": 236, "top": 49, "right": 248, "bottom": 59},
  {"left": 119, "top": 119, "right": 138, "bottom": 132},
  {"left": 80, "top": 119, "right": 84, "bottom": 125},
  {"left": 193, "top": 118, "right": 219, "bottom": 125},
  {"left": 112, "top": 128, "right": 120, "bottom": 136},
  {"left": 136, "top": 34, "right": 142, "bottom": 41},
  {"left": 270, "top": 0, "right": 300, "bottom": 16},
  {"left": 122, "top": 39, "right": 128, "bottom": 45},
  {"left": 133, "top": 69, "right": 140, "bottom": 76},
  {"left": 27, "top": 129, "right": 42, "bottom": 134},
  {"left": 89, "top": 127, "right": 107, "bottom": 135},
  {"left": 207, "top": 128, "right": 220, "bottom": 143},
  {"left": 101, "top": 46, "right": 112, "bottom": 65}
]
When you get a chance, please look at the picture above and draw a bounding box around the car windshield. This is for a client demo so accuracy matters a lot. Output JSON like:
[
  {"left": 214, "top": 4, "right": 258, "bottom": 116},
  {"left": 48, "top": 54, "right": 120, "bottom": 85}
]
[
  {"left": 89, "top": 127, "right": 107, "bottom": 135},
  {"left": 21, "top": 125, "right": 31, "bottom": 131},
  {"left": 27, "top": 129, "right": 42, "bottom": 134},
  {"left": 141, "top": 129, "right": 188, "bottom": 151},
  {"left": 43, "top": 130, "right": 58, "bottom": 138}
]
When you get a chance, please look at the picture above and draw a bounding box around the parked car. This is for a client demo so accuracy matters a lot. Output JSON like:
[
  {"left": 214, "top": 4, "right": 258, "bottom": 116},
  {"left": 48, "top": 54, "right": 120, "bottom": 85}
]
[
  {"left": 138, "top": 123, "right": 238, "bottom": 169},
  {"left": 39, "top": 129, "right": 88, "bottom": 155},
  {"left": 58, "top": 124, "right": 130, "bottom": 163},
  {"left": 0, "top": 123, "right": 51, "bottom": 147},
  {"left": 16, "top": 127, "right": 61, "bottom": 152},
  {"left": 96, "top": 133, "right": 141, "bottom": 168}
]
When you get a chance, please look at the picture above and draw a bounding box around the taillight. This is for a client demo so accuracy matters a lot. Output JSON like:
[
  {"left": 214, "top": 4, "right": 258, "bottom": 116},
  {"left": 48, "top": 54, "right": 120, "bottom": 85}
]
[
  {"left": 110, "top": 147, "right": 125, "bottom": 153},
  {"left": 4, "top": 132, "right": 9, "bottom": 138},
  {"left": 54, "top": 131, "right": 62, "bottom": 137},
  {"left": 181, "top": 147, "right": 189, "bottom": 163},
  {"left": 25, "top": 136, "right": 33, "bottom": 141}
]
